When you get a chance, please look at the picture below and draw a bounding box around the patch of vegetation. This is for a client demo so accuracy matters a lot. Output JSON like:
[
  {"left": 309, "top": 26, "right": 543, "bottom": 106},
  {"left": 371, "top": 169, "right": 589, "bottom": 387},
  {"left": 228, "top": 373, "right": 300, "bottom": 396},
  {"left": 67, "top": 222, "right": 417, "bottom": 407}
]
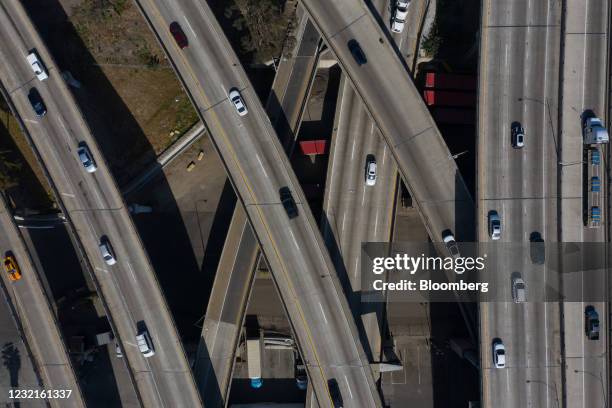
[
  {"left": 0, "top": 105, "right": 54, "bottom": 209},
  {"left": 71, "top": 0, "right": 166, "bottom": 66},
  {"left": 226, "top": 0, "right": 295, "bottom": 63},
  {"left": 422, "top": 21, "right": 442, "bottom": 57}
]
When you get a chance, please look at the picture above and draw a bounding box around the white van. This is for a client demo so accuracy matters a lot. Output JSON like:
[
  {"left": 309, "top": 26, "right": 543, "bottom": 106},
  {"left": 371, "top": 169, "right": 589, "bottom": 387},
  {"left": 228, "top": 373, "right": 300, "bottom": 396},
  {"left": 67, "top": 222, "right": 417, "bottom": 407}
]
[
  {"left": 136, "top": 330, "right": 155, "bottom": 358},
  {"left": 26, "top": 51, "right": 48, "bottom": 81}
]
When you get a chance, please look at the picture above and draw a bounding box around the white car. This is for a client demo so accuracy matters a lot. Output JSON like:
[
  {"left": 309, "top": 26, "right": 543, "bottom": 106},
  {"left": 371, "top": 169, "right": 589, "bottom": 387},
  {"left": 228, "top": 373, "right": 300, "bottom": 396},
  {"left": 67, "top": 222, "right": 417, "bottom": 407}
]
[
  {"left": 492, "top": 340, "right": 506, "bottom": 368},
  {"left": 98, "top": 239, "right": 117, "bottom": 266},
  {"left": 136, "top": 330, "right": 155, "bottom": 358},
  {"left": 77, "top": 143, "right": 97, "bottom": 173},
  {"left": 391, "top": 3, "right": 409, "bottom": 33},
  {"left": 442, "top": 231, "right": 460, "bottom": 259},
  {"left": 365, "top": 156, "right": 377, "bottom": 186},
  {"left": 488, "top": 211, "right": 501, "bottom": 240},
  {"left": 26, "top": 52, "right": 48, "bottom": 81},
  {"left": 228, "top": 88, "right": 248, "bottom": 116}
]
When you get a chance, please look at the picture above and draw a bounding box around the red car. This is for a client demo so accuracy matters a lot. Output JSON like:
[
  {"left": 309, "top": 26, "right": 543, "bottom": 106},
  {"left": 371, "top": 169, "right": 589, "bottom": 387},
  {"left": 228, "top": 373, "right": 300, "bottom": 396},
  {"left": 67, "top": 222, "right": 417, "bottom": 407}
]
[{"left": 169, "top": 22, "right": 188, "bottom": 49}]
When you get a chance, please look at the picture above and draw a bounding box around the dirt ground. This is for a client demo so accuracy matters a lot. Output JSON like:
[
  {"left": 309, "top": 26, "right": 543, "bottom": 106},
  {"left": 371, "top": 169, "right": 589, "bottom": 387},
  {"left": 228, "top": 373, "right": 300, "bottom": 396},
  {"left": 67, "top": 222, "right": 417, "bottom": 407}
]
[
  {"left": 22, "top": 0, "right": 199, "bottom": 185},
  {"left": 69, "top": 0, "right": 199, "bottom": 157}
]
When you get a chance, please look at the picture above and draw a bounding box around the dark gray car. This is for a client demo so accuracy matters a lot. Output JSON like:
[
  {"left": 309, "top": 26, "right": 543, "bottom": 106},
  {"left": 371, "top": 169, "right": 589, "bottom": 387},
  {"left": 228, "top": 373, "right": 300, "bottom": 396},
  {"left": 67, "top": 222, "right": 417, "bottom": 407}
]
[
  {"left": 279, "top": 187, "right": 298, "bottom": 219},
  {"left": 27, "top": 88, "right": 46, "bottom": 117}
]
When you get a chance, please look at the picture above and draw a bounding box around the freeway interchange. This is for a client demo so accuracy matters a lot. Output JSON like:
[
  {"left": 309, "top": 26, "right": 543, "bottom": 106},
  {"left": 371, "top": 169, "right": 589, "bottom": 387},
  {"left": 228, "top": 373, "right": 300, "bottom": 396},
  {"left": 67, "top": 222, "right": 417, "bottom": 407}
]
[{"left": 0, "top": 0, "right": 609, "bottom": 407}]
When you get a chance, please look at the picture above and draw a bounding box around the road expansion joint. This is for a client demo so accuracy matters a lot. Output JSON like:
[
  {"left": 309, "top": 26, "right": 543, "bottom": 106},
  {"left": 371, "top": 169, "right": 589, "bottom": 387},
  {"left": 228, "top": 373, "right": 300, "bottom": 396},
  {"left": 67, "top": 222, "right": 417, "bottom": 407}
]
[{"left": 327, "top": 12, "right": 368, "bottom": 40}]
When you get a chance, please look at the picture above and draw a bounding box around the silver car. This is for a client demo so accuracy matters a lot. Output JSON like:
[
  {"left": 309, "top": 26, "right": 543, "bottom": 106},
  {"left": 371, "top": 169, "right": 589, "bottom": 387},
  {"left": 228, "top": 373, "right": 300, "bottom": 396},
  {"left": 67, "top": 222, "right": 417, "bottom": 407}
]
[
  {"left": 228, "top": 88, "right": 248, "bottom": 116},
  {"left": 511, "top": 276, "right": 526, "bottom": 303},
  {"left": 488, "top": 211, "right": 502, "bottom": 240},
  {"left": 99, "top": 239, "right": 116, "bottom": 266},
  {"left": 77, "top": 142, "right": 97, "bottom": 173}
]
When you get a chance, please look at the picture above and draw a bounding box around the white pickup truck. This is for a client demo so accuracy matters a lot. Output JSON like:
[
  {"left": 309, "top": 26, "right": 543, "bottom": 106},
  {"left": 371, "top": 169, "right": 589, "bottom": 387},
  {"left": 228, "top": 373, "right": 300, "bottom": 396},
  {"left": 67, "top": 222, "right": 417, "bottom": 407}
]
[{"left": 26, "top": 51, "right": 48, "bottom": 81}]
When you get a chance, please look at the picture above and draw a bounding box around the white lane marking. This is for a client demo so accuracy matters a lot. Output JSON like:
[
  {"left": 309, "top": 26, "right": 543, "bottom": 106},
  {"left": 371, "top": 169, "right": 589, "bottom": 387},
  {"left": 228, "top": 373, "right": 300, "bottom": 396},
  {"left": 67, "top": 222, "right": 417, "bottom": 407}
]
[
  {"left": 288, "top": 229, "right": 299, "bottom": 250},
  {"left": 318, "top": 302, "right": 328, "bottom": 324},
  {"left": 61, "top": 192, "right": 75, "bottom": 198},
  {"left": 580, "top": 0, "right": 589, "bottom": 106},
  {"left": 350, "top": 137, "right": 357, "bottom": 160},
  {"left": 126, "top": 262, "right": 137, "bottom": 283},
  {"left": 183, "top": 18, "right": 197, "bottom": 39},
  {"left": 23, "top": 119, "right": 38, "bottom": 124},
  {"left": 344, "top": 375, "right": 354, "bottom": 399},
  {"left": 255, "top": 155, "right": 269, "bottom": 180},
  {"left": 55, "top": 116, "right": 70, "bottom": 137},
  {"left": 374, "top": 211, "right": 380, "bottom": 235},
  {"left": 94, "top": 267, "right": 109, "bottom": 273}
]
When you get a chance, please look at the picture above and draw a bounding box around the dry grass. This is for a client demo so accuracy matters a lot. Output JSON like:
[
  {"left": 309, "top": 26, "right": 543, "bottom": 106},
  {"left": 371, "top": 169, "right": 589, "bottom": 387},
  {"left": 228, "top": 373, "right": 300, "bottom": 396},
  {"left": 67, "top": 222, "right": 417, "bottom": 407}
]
[
  {"left": 70, "top": 0, "right": 198, "bottom": 156},
  {"left": 98, "top": 66, "right": 198, "bottom": 155}
]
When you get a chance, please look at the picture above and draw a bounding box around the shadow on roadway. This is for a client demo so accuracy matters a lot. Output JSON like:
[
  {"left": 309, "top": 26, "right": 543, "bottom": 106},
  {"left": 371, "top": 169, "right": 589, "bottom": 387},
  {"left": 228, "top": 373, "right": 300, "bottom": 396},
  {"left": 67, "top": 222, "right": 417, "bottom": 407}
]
[
  {"left": 25, "top": 225, "right": 122, "bottom": 407},
  {"left": 22, "top": 0, "right": 225, "bottom": 403}
]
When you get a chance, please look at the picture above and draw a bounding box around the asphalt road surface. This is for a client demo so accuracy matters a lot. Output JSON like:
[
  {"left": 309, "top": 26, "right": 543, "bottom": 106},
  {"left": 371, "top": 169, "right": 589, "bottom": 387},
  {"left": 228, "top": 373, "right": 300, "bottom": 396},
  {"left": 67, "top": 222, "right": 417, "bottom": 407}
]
[
  {"left": 478, "top": 0, "right": 564, "bottom": 407},
  {"left": 0, "top": 198, "right": 85, "bottom": 408},
  {"left": 559, "top": 0, "right": 609, "bottom": 406},
  {"left": 194, "top": 11, "right": 322, "bottom": 406},
  {"left": 300, "top": 0, "right": 475, "bottom": 242},
  {"left": 0, "top": 1, "right": 202, "bottom": 406},
  {"left": 321, "top": 0, "right": 426, "bottom": 364},
  {"left": 134, "top": 0, "right": 382, "bottom": 406}
]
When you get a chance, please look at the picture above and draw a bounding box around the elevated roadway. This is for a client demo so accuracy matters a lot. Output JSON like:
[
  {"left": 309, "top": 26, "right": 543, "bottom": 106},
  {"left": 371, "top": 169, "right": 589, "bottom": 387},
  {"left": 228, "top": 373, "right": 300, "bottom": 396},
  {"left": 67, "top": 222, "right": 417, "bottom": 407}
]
[
  {"left": 478, "top": 0, "right": 563, "bottom": 407},
  {"left": 0, "top": 1, "right": 202, "bottom": 406},
  {"left": 321, "top": 0, "right": 426, "bottom": 365},
  {"left": 194, "top": 11, "right": 321, "bottom": 406},
  {"left": 0, "top": 196, "right": 86, "bottom": 408},
  {"left": 134, "top": 0, "right": 381, "bottom": 406},
  {"left": 299, "top": 0, "right": 475, "bottom": 242},
  {"left": 559, "top": 0, "right": 609, "bottom": 406}
]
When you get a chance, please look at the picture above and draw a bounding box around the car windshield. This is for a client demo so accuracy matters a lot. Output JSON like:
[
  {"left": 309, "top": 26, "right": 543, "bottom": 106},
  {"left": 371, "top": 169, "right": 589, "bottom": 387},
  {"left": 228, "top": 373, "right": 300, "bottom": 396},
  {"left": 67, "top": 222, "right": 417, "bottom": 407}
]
[{"left": 80, "top": 152, "right": 91, "bottom": 164}]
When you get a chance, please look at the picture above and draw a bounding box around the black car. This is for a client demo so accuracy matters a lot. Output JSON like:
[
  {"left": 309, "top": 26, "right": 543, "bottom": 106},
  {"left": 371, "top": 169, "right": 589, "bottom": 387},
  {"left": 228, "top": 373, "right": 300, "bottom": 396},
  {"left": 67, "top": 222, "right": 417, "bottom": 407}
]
[
  {"left": 279, "top": 187, "right": 298, "bottom": 219},
  {"left": 327, "top": 379, "right": 344, "bottom": 408},
  {"left": 348, "top": 39, "right": 367, "bottom": 65},
  {"left": 585, "top": 305, "right": 600, "bottom": 340},
  {"left": 169, "top": 22, "right": 188, "bottom": 49},
  {"left": 27, "top": 88, "right": 46, "bottom": 117}
]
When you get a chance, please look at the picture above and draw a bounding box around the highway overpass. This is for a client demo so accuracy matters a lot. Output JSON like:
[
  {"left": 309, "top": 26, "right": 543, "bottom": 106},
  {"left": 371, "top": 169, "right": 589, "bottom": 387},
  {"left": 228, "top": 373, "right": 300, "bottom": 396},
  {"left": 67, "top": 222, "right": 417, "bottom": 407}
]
[
  {"left": 0, "top": 1, "right": 202, "bottom": 406},
  {"left": 299, "top": 0, "right": 475, "bottom": 242},
  {"left": 0, "top": 196, "right": 86, "bottom": 408},
  {"left": 134, "top": 0, "right": 382, "bottom": 406},
  {"left": 194, "top": 11, "right": 322, "bottom": 406},
  {"left": 321, "top": 0, "right": 427, "bottom": 367}
]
